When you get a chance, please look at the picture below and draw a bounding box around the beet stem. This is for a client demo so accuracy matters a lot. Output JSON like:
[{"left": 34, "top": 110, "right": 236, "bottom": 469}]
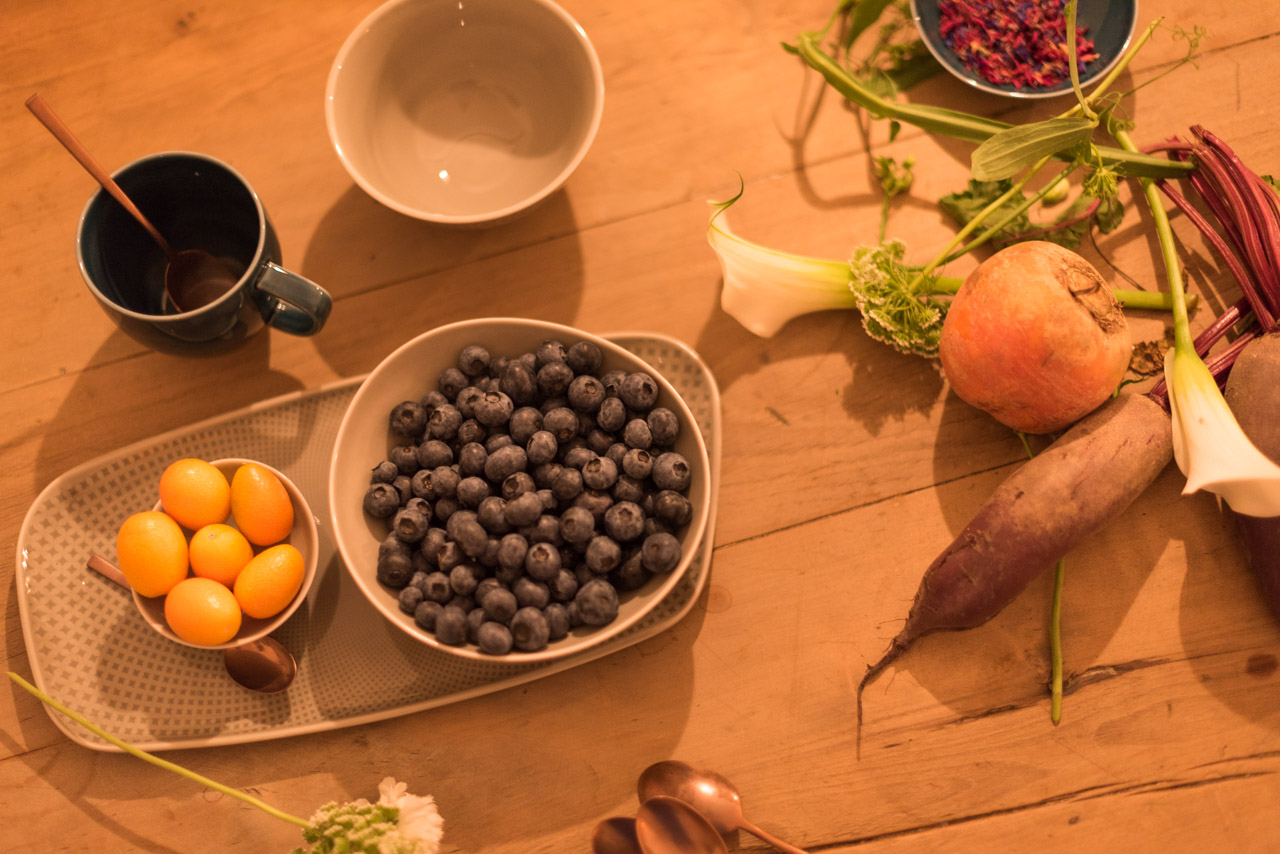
[{"left": 855, "top": 636, "right": 907, "bottom": 760}]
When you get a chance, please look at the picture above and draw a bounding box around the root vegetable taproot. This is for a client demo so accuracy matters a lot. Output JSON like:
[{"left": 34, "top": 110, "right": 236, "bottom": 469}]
[
  {"left": 940, "top": 241, "right": 1133, "bottom": 434},
  {"left": 1224, "top": 332, "right": 1280, "bottom": 621},
  {"left": 857, "top": 392, "right": 1173, "bottom": 748}
]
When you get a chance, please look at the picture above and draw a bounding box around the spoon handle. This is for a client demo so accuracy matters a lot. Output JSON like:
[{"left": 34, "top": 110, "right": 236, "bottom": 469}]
[
  {"left": 87, "top": 553, "right": 130, "bottom": 589},
  {"left": 741, "top": 819, "right": 810, "bottom": 854},
  {"left": 25, "top": 93, "right": 175, "bottom": 259}
]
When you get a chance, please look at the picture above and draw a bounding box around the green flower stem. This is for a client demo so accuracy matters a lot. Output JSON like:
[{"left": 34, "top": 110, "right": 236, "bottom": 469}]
[
  {"left": 789, "top": 32, "right": 1192, "bottom": 178},
  {"left": 942, "top": 167, "right": 1075, "bottom": 263},
  {"left": 1063, "top": 18, "right": 1162, "bottom": 120},
  {"left": 1049, "top": 558, "right": 1065, "bottom": 724},
  {"left": 932, "top": 275, "right": 1187, "bottom": 311},
  {"left": 7, "top": 672, "right": 311, "bottom": 830},
  {"left": 1113, "top": 128, "right": 1194, "bottom": 350}
]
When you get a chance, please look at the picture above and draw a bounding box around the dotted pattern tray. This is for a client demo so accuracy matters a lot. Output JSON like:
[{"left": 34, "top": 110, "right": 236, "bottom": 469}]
[{"left": 15, "top": 332, "right": 721, "bottom": 752}]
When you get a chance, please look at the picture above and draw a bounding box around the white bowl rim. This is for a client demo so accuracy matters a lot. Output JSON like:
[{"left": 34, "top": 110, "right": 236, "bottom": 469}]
[
  {"left": 138, "top": 457, "right": 320, "bottom": 650},
  {"left": 329, "top": 317, "right": 713, "bottom": 663},
  {"left": 323, "top": 0, "right": 606, "bottom": 224}
]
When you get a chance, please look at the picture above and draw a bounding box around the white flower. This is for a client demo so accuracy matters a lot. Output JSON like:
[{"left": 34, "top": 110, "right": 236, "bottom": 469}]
[
  {"left": 377, "top": 777, "right": 445, "bottom": 854},
  {"left": 1164, "top": 346, "right": 1280, "bottom": 517},
  {"left": 707, "top": 202, "right": 856, "bottom": 337}
]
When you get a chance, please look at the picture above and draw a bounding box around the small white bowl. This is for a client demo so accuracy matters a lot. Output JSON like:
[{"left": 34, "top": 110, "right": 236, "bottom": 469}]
[
  {"left": 133, "top": 458, "right": 320, "bottom": 650},
  {"left": 325, "top": 0, "right": 605, "bottom": 224},
  {"left": 329, "top": 318, "right": 712, "bottom": 663}
]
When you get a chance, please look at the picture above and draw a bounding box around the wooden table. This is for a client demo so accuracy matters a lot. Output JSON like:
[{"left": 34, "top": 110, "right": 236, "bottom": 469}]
[{"left": 4, "top": 0, "right": 1279, "bottom": 850}]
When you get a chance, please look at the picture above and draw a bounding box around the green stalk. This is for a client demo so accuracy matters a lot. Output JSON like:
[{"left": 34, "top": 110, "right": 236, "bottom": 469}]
[
  {"left": 931, "top": 276, "right": 1188, "bottom": 312},
  {"left": 942, "top": 167, "right": 1075, "bottom": 262},
  {"left": 1049, "top": 558, "right": 1065, "bottom": 724},
  {"left": 790, "top": 33, "right": 1193, "bottom": 178},
  {"left": 7, "top": 672, "right": 311, "bottom": 830}
]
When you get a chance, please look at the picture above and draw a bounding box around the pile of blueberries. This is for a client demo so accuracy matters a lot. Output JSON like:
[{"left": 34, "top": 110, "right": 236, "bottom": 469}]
[{"left": 363, "top": 338, "right": 697, "bottom": 655}]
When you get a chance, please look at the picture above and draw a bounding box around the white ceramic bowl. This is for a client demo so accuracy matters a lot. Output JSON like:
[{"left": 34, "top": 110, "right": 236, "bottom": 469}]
[
  {"left": 133, "top": 458, "right": 320, "bottom": 650},
  {"left": 325, "top": 0, "right": 605, "bottom": 224},
  {"left": 329, "top": 318, "right": 712, "bottom": 662}
]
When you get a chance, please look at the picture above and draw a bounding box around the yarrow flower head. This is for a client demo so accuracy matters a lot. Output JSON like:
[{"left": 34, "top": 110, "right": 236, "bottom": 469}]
[{"left": 297, "top": 778, "right": 443, "bottom": 854}]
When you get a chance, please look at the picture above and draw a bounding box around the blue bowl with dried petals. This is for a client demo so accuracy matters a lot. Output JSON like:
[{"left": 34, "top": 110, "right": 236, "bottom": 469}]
[{"left": 910, "top": 0, "right": 1137, "bottom": 99}]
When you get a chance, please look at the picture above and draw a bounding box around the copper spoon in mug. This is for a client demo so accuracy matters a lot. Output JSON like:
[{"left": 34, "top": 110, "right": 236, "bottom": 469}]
[
  {"left": 26, "top": 93, "right": 239, "bottom": 312},
  {"left": 634, "top": 796, "right": 728, "bottom": 854},
  {"left": 591, "top": 816, "right": 642, "bottom": 854},
  {"left": 638, "top": 761, "right": 810, "bottom": 854},
  {"left": 85, "top": 554, "right": 297, "bottom": 693}
]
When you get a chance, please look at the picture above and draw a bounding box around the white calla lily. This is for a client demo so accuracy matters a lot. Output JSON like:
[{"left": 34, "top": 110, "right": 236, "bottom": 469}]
[
  {"left": 1164, "top": 345, "right": 1280, "bottom": 517},
  {"left": 707, "top": 202, "right": 856, "bottom": 337}
]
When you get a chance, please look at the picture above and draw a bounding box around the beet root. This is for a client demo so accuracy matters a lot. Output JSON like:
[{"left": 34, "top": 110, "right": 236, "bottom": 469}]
[
  {"left": 1224, "top": 332, "right": 1280, "bottom": 622},
  {"left": 856, "top": 393, "right": 1173, "bottom": 749}
]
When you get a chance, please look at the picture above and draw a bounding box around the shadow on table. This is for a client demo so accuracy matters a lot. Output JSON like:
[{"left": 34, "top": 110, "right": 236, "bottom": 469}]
[{"left": 297, "top": 183, "right": 589, "bottom": 381}]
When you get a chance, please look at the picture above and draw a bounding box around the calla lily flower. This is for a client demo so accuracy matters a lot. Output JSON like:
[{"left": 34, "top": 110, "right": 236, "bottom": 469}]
[
  {"left": 707, "top": 203, "right": 855, "bottom": 337},
  {"left": 1164, "top": 345, "right": 1280, "bottom": 517}
]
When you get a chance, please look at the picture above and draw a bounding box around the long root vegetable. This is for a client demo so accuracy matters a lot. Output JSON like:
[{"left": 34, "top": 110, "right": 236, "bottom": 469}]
[
  {"left": 857, "top": 392, "right": 1173, "bottom": 746},
  {"left": 940, "top": 241, "right": 1133, "bottom": 434},
  {"left": 1224, "top": 332, "right": 1280, "bottom": 621}
]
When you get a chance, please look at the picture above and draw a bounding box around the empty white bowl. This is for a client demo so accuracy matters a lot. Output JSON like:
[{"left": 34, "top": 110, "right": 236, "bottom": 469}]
[{"left": 325, "top": 0, "right": 605, "bottom": 224}]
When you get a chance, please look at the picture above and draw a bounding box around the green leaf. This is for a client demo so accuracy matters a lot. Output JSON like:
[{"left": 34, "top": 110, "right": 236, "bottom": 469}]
[
  {"left": 1093, "top": 196, "right": 1125, "bottom": 233},
  {"left": 843, "top": 0, "right": 897, "bottom": 50},
  {"left": 971, "top": 117, "right": 1096, "bottom": 181}
]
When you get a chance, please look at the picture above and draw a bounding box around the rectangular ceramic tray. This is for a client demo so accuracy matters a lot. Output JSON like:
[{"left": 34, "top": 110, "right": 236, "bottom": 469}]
[{"left": 15, "top": 332, "right": 721, "bottom": 751}]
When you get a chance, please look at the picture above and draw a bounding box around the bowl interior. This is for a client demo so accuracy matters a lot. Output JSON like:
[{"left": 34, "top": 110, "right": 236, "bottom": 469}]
[
  {"left": 911, "top": 0, "right": 1136, "bottom": 99},
  {"left": 326, "top": 0, "right": 604, "bottom": 223},
  {"left": 136, "top": 458, "right": 320, "bottom": 649},
  {"left": 329, "top": 318, "right": 712, "bottom": 663}
]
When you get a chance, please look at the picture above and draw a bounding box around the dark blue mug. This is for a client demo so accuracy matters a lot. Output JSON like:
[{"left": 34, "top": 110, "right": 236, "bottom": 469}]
[{"left": 77, "top": 152, "right": 332, "bottom": 348}]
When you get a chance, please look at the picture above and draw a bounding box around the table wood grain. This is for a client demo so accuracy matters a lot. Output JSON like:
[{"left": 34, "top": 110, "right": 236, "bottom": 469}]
[{"left": 3, "top": 0, "right": 1278, "bottom": 851}]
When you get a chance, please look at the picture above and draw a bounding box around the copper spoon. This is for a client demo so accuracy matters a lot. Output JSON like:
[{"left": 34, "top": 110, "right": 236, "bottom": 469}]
[
  {"left": 638, "top": 760, "right": 809, "bottom": 854},
  {"left": 26, "top": 93, "right": 239, "bottom": 312},
  {"left": 591, "top": 816, "right": 642, "bottom": 854},
  {"left": 86, "top": 554, "right": 297, "bottom": 693},
  {"left": 634, "top": 796, "right": 728, "bottom": 854}
]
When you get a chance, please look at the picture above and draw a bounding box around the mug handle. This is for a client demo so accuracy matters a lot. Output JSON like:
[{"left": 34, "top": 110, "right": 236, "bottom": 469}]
[{"left": 253, "top": 263, "right": 333, "bottom": 336}]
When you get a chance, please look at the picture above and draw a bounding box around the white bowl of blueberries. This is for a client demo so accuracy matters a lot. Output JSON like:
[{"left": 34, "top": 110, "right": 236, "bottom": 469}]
[{"left": 329, "top": 317, "right": 712, "bottom": 662}]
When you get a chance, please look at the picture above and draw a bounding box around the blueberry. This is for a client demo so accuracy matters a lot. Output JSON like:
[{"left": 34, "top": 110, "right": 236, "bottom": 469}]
[
  {"left": 537, "top": 489, "right": 558, "bottom": 512},
  {"left": 586, "top": 428, "right": 615, "bottom": 456},
  {"left": 377, "top": 550, "right": 414, "bottom": 589},
  {"left": 540, "top": 395, "right": 570, "bottom": 415},
  {"left": 567, "top": 341, "right": 603, "bottom": 375},
  {"left": 435, "top": 605, "right": 469, "bottom": 645},
  {"left": 652, "top": 490, "right": 693, "bottom": 527},
  {"left": 497, "top": 532, "right": 529, "bottom": 570},
  {"left": 480, "top": 536, "right": 502, "bottom": 568},
  {"left": 647, "top": 407, "right": 681, "bottom": 447},
  {"left": 535, "top": 339, "right": 568, "bottom": 366},
  {"left": 389, "top": 400, "right": 429, "bottom": 440},
  {"left": 562, "top": 446, "right": 598, "bottom": 471},
  {"left": 551, "top": 467, "right": 584, "bottom": 503},
  {"left": 380, "top": 532, "right": 411, "bottom": 561},
  {"left": 477, "top": 496, "right": 511, "bottom": 535},
  {"left": 526, "top": 430, "right": 559, "bottom": 466},
  {"left": 620, "top": 372, "right": 659, "bottom": 411},
  {"left": 508, "top": 407, "right": 544, "bottom": 444},
  {"left": 560, "top": 505, "right": 596, "bottom": 545},
  {"left": 411, "top": 550, "right": 430, "bottom": 575},
  {"left": 542, "top": 407, "right": 578, "bottom": 442},
  {"left": 643, "top": 516, "right": 673, "bottom": 539},
  {"left": 438, "top": 367, "right": 469, "bottom": 400},
  {"left": 525, "top": 514, "right": 562, "bottom": 546},
  {"left": 456, "top": 418, "right": 487, "bottom": 446},
  {"left": 476, "top": 621, "right": 513, "bottom": 655},
  {"left": 612, "top": 475, "right": 647, "bottom": 504},
  {"left": 599, "top": 370, "right": 627, "bottom": 398},
  {"left": 641, "top": 532, "right": 682, "bottom": 573},
  {"left": 500, "top": 360, "right": 538, "bottom": 405},
  {"left": 363, "top": 482, "right": 401, "bottom": 518},
  {"left": 422, "top": 571, "right": 453, "bottom": 603},
  {"left": 502, "top": 471, "right": 536, "bottom": 500},
  {"left": 582, "top": 457, "right": 619, "bottom": 491},
  {"left": 448, "top": 512, "right": 489, "bottom": 557},
  {"left": 494, "top": 562, "right": 523, "bottom": 586},
  {"left": 475, "top": 577, "right": 503, "bottom": 605},
  {"left": 466, "top": 607, "right": 488, "bottom": 643},
  {"left": 652, "top": 452, "right": 692, "bottom": 491},
  {"left": 448, "top": 594, "right": 476, "bottom": 614},
  {"left": 622, "top": 448, "right": 653, "bottom": 479},
  {"left": 513, "top": 576, "right": 551, "bottom": 610},
  {"left": 398, "top": 585, "right": 424, "bottom": 615},
  {"left": 391, "top": 503, "right": 432, "bottom": 542},
  {"left": 428, "top": 403, "right": 463, "bottom": 440},
  {"left": 458, "top": 344, "right": 491, "bottom": 377},
  {"left": 458, "top": 442, "right": 488, "bottom": 477},
  {"left": 436, "top": 539, "right": 465, "bottom": 571},
  {"left": 543, "top": 603, "right": 571, "bottom": 640},
  {"left": 449, "top": 563, "right": 483, "bottom": 597},
  {"left": 410, "top": 469, "right": 437, "bottom": 499},
  {"left": 430, "top": 465, "right": 460, "bottom": 497},
  {"left": 416, "top": 439, "right": 454, "bottom": 469},
  {"left": 604, "top": 501, "right": 645, "bottom": 542},
  {"left": 623, "top": 418, "right": 653, "bottom": 450},
  {"left": 567, "top": 374, "right": 606, "bottom": 413},
  {"left": 547, "top": 568, "right": 580, "bottom": 602},
  {"left": 484, "top": 444, "right": 527, "bottom": 482},
  {"left": 484, "top": 433, "right": 513, "bottom": 454},
  {"left": 456, "top": 476, "right": 491, "bottom": 509},
  {"left": 419, "top": 389, "right": 449, "bottom": 413},
  {"left": 504, "top": 491, "right": 543, "bottom": 527},
  {"left": 611, "top": 550, "right": 650, "bottom": 592},
  {"left": 392, "top": 475, "right": 412, "bottom": 505},
  {"left": 574, "top": 579, "right": 620, "bottom": 626},
  {"left": 532, "top": 461, "right": 563, "bottom": 489},
  {"left": 596, "top": 396, "right": 626, "bottom": 432},
  {"left": 370, "top": 460, "right": 399, "bottom": 484},
  {"left": 455, "top": 386, "right": 484, "bottom": 420},
  {"left": 566, "top": 599, "right": 585, "bottom": 627},
  {"left": 585, "top": 535, "right": 622, "bottom": 574},
  {"left": 510, "top": 607, "right": 551, "bottom": 651},
  {"left": 524, "top": 541, "right": 562, "bottom": 582},
  {"left": 474, "top": 390, "right": 515, "bottom": 427},
  {"left": 538, "top": 361, "right": 574, "bottom": 398},
  {"left": 573, "top": 488, "right": 614, "bottom": 522},
  {"left": 390, "top": 444, "right": 420, "bottom": 475},
  {"left": 518, "top": 352, "right": 539, "bottom": 371},
  {"left": 605, "top": 443, "right": 629, "bottom": 467},
  {"left": 481, "top": 586, "right": 519, "bottom": 623},
  {"left": 420, "top": 527, "right": 448, "bottom": 566},
  {"left": 414, "top": 600, "right": 444, "bottom": 632}
]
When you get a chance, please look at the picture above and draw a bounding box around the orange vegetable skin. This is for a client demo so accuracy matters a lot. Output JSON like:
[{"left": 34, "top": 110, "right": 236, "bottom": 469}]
[{"left": 940, "top": 241, "right": 1132, "bottom": 434}]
